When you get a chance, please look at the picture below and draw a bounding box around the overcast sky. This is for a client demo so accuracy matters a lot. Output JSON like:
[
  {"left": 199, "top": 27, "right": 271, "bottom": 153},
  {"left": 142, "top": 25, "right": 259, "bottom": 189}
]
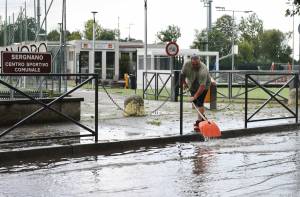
[{"left": 0, "top": 0, "right": 299, "bottom": 59}]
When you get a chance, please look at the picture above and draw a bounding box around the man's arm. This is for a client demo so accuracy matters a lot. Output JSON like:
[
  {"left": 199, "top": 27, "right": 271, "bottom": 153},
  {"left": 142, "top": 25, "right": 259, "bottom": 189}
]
[
  {"left": 192, "top": 84, "right": 205, "bottom": 100},
  {"left": 180, "top": 73, "right": 188, "bottom": 89},
  {"left": 211, "top": 77, "right": 216, "bottom": 86}
]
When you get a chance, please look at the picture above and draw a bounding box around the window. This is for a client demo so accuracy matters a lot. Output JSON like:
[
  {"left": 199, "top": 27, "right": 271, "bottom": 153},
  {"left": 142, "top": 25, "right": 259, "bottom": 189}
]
[
  {"left": 95, "top": 52, "right": 102, "bottom": 78},
  {"left": 154, "top": 55, "right": 170, "bottom": 70},
  {"left": 79, "top": 51, "right": 89, "bottom": 73},
  {"left": 69, "top": 51, "right": 74, "bottom": 61},
  {"left": 106, "top": 52, "right": 115, "bottom": 79},
  {"left": 138, "top": 55, "right": 151, "bottom": 70}
]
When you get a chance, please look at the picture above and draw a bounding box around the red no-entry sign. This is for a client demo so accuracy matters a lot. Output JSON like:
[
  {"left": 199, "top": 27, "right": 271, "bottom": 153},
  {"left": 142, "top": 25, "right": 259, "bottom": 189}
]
[{"left": 165, "top": 41, "right": 179, "bottom": 57}]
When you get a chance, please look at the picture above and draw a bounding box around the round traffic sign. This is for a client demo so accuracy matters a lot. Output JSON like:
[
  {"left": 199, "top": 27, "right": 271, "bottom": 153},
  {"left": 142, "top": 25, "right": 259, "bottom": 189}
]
[{"left": 165, "top": 41, "right": 179, "bottom": 56}]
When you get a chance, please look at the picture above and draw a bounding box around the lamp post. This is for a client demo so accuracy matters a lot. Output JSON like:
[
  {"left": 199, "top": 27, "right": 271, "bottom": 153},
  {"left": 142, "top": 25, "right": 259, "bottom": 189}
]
[
  {"left": 201, "top": 0, "right": 213, "bottom": 67},
  {"left": 91, "top": 11, "right": 98, "bottom": 75},
  {"left": 216, "top": 7, "right": 252, "bottom": 70},
  {"left": 128, "top": 23, "right": 134, "bottom": 41},
  {"left": 286, "top": 1, "right": 295, "bottom": 67}
]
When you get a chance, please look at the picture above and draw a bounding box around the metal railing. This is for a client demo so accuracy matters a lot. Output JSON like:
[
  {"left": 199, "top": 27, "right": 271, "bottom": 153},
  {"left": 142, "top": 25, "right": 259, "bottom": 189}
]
[
  {"left": 0, "top": 73, "right": 99, "bottom": 144},
  {"left": 156, "top": 73, "right": 172, "bottom": 100},
  {"left": 210, "top": 70, "right": 292, "bottom": 101},
  {"left": 143, "top": 72, "right": 172, "bottom": 100},
  {"left": 142, "top": 72, "right": 156, "bottom": 99},
  {"left": 245, "top": 72, "right": 298, "bottom": 128}
]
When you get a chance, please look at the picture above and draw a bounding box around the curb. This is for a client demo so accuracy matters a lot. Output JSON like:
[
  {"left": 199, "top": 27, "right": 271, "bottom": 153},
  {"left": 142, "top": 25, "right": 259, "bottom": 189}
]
[
  {"left": 0, "top": 134, "right": 204, "bottom": 163},
  {"left": 1, "top": 123, "right": 300, "bottom": 163}
]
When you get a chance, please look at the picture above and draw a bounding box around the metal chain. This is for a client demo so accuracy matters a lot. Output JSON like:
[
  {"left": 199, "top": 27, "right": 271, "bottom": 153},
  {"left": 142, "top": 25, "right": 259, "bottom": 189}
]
[
  {"left": 100, "top": 81, "right": 178, "bottom": 116},
  {"left": 101, "top": 83, "right": 130, "bottom": 115}
]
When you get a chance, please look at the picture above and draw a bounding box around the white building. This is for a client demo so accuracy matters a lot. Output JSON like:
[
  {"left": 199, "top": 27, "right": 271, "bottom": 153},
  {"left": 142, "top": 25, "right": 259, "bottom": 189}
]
[
  {"left": 0, "top": 41, "right": 219, "bottom": 88},
  {"left": 136, "top": 48, "right": 219, "bottom": 89}
]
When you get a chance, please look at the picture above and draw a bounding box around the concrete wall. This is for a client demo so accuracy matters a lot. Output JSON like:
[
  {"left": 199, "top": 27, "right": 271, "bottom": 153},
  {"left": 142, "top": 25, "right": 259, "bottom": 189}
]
[{"left": 0, "top": 97, "right": 84, "bottom": 126}]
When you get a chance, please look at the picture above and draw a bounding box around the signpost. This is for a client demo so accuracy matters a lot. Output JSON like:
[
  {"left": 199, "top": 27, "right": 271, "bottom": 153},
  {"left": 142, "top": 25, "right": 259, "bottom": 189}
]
[
  {"left": 165, "top": 41, "right": 179, "bottom": 57},
  {"left": 1, "top": 51, "right": 52, "bottom": 73},
  {"left": 166, "top": 41, "right": 179, "bottom": 102}
]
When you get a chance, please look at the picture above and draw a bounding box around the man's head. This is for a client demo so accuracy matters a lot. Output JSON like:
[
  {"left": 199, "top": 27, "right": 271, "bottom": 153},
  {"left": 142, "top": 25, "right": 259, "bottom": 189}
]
[{"left": 191, "top": 55, "right": 200, "bottom": 69}]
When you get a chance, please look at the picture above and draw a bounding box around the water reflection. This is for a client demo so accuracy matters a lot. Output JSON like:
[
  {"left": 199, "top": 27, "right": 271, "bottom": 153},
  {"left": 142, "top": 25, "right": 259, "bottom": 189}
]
[
  {"left": 192, "top": 147, "right": 212, "bottom": 175},
  {"left": 1, "top": 132, "right": 300, "bottom": 196}
]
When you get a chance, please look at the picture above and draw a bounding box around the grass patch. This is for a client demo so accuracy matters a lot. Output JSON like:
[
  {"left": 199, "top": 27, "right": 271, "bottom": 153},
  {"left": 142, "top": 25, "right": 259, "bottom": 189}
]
[{"left": 146, "top": 118, "right": 162, "bottom": 126}]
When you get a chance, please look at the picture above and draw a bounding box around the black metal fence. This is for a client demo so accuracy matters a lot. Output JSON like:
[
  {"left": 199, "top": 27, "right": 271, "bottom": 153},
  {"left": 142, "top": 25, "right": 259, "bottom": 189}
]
[
  {"left": 210, "top": 70, "right": 292, "bottom": 101},
  {"left": 179, "top": 71, "right": 299, "bottom": 135},
  {"left": 143, "top": 72, "right": 173, "bottom": 100},
  {"left": 245, "top": 72, "right": 298, "bottom": 128},
  {"left": 0, "top": 73, "right": 99, "bottom": 144}
]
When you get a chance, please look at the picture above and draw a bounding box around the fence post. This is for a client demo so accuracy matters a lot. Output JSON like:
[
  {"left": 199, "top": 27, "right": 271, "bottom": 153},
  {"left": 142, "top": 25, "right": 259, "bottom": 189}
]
[
  {"left": 155, "top": 73, "right": 158, "bottom": 100},
  {"left": 142, "top": 72, "right": 145, "bottom": 99},
  {"left": 296, "top": 74, "right": 299, "bottom": 123},
  {"left": 245, "top": 74, "right": 248, "bottom": 128},
  {"left": 95, "top": 75, "right": 99, "bottom": 142},
  {"left": 229, "top": 72, "right": 232, "bottom": 99},
  {"left": 9, "top": 76, "right": 14, "bottom": 99},
  {"left": 210, "top": 84, "right": 217, "bottom": 110},
  {"left": 171, "top": 71, "right": 180, "bottom": 102},
  {"left": 179, "top": 73, "right": 183, "bottom": 135}
]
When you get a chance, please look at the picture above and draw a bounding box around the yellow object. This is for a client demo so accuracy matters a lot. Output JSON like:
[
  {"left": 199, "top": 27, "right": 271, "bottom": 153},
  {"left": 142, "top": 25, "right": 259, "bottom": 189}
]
[
  {"left": 204, "top": 86, "right": 211, "bottom": 103},
  {"left": 124, "top": 73, "right": 129, "bottom": 89}
]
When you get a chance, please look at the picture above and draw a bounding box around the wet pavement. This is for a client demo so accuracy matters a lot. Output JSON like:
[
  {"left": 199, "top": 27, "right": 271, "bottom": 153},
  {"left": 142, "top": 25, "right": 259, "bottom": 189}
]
[
  {"left": 0, "top": 88, "right": 297, "bottom": 150},
  {"left": 1, "top": 89, "right": 300, "bottom": 196},
  {"left": 1, "top": 130, "right": 300, "bottom": 196}
]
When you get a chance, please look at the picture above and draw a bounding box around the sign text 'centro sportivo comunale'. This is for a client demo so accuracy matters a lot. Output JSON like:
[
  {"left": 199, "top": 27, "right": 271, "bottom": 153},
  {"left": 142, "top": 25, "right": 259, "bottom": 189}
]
[{"left": 1, "top": 51, "right": 52, "bottom": 73}]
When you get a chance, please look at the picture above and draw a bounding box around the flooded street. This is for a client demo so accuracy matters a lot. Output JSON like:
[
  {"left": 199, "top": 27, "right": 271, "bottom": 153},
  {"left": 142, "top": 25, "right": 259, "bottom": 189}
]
[{"left": 1, "top": 131, "right": 300, "bottom": 196}]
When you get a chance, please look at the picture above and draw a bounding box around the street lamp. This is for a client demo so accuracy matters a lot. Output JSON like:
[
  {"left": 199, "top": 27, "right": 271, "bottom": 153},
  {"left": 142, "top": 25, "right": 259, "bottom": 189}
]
[
  {"left": 286, "top": 1, "right": 295, "bottom": 67},
  {"left": 216, "top": 6, "right": 252, "bottom": 70},
  {"left": 91, "top": 11, "right": 98, "bottom": 75},
  {"left": 128, "top": 23, "right": 134, "bottom": 41}
]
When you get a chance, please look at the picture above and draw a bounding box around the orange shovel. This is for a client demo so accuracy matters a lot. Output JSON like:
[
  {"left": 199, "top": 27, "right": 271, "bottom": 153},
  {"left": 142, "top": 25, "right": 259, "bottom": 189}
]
[{"left": 192, "top": 102, "right": 221, "bottom": 138}]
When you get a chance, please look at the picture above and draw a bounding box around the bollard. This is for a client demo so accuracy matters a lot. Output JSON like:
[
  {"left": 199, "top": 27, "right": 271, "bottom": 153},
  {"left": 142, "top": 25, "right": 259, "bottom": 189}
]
[
  {"left": 210, "top": 84, "right": 217, "bottom": 110},
  {"left": 171, "top": 71, "right": 180, "bottom": 102}
]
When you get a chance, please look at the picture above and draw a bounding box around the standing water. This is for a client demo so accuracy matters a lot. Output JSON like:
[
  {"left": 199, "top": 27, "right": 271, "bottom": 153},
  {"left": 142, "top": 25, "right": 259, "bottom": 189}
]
[{"left": 1, "top": 131, "right": 300, "bottom": 196}]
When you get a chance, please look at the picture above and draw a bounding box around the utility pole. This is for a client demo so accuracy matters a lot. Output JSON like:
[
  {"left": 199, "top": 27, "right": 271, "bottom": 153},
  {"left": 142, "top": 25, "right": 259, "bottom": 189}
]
[
  {"left": 8, "top": 16, "right": 11, "bottom": 45},
  {"left": 4, "top": 0, "right": 7, "bottom": 46},
  {"left": 34, "top": 0, "right": 36, "bottom": 25},
  {"left": 91, "top": 11, "right": 98, "bottom": 75},
  {"left": 20, "top": 6, "right": 23, "bottom": 43},
  {"left": 45, "top": 0, "right": 47, "bottom": 37},
  {"left": 201, "top": 0, "right": 213, "bottom": 66},
  {"left": 62, "top": 0, "right": 67, "bottom": 92},
  {"left": 128, "top": 23, "right": 134, "bottom": 41},
  {"left": 232, "top": 11, "right": 235, "bottom": 71},
  {"left": 12, "top": 13, "right": 15, "bottom": 43},
  {"left": 144, "top": 0, "right": 148, "bottom": 74},
  {"left": 37, "top": 0, "right": 41, "bottom": 41},
  {"left": 25, "top": 1, "right": 28, "bottom": 42},
  {"left": 118, "top": 16, "right": 120, "bottom": 41}
]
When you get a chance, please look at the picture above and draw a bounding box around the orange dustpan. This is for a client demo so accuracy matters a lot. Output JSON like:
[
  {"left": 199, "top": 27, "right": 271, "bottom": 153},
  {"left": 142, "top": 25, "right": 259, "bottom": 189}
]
[{"left": 192, "top": 102, "right": 221, "bottom": 138}]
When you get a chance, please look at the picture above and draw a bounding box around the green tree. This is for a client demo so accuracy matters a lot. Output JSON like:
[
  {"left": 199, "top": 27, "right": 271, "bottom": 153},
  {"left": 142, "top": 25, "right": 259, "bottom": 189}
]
[
  {"left": 84, "top": 19, "right": 102, "bottom": 40},
  {"left": 239, "top": 13, "right": 263, "bottom": 43},
  {"left": 286, "top": 0, "right": 300, "bottom": 16},
  {"left": 236, "top": 40, "right": 255, "bottom": 64},
  {"left": 259, "top": 29, "right": 292, "bottom": 63},
  {"left": 0, "top": 17, "right": 44, "bottom": 45},
  {"left": 156, "top": 25, "right": 181, "bottom": 42},
  {"left": 99, "top": 29, "right": 116, "bottom": 40},
  {"left": 192, "top": 15, "right": 235, "bottom": 57},
  {"left": 237, "top": 13, "right": 263, "bottom": 64},
  {"left": 47, "top": 29, "right": 60, "bottom": 41},
  {"left": 68, "top": 31, "right": 82, "bottom": 40},
  {"left": 215, "top": 15, "right": 237, "bottom": 41}
]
